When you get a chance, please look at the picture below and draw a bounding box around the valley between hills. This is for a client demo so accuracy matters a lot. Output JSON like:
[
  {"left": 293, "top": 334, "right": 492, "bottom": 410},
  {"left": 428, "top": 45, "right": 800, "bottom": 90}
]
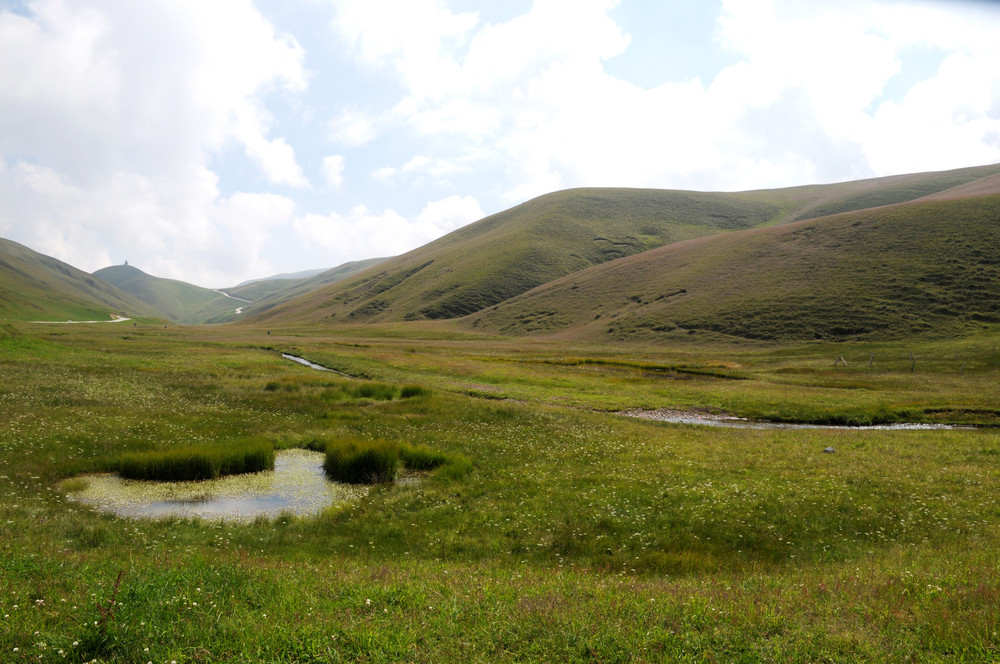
[{"left": 2, "top": 164, "right": 1000, "bottom": 662}]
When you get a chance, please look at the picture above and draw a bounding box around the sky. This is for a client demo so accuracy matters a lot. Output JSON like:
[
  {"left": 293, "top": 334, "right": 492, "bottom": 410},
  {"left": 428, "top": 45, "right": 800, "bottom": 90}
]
[{"left": 1, "top": 0, "right": 999, "bottom": 288}]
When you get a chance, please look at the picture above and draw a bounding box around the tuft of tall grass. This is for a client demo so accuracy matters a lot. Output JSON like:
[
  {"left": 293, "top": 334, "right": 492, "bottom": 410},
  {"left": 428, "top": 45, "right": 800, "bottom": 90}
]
[
  {"left": 398, "top": 443, "right": 448, "bottom": 470},
  {"left": 323, "top": 439, "right": 399, "bottom": 484},
  {"left": 352, "top": 382, "right": 398, "bottom": 400},
  {"left": 400, "top": 384, "right": 430, "bottom": 399},
  {"left": 398, "top": 443, "right": 472, "bottom": 479},
  {"left": 110, "top": 441, "right": 275, "bottom": 481},
  {"left": 320, "top": 381, "right": 399, "bottom": 402}
]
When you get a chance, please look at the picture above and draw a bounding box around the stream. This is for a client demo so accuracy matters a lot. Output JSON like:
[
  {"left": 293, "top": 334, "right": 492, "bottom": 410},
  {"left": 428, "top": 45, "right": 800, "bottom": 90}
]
[
  {"left": 281, "top": 353, "right": 354, "bottom": 377},
  {"left": 622, "top": 409, "right": 967, "bottom": 430}
]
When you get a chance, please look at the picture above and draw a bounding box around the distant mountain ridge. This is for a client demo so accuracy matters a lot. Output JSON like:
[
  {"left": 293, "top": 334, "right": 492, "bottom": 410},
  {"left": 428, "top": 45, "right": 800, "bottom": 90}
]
[
  {"left": 234, "top": 268, "right": 327, "bottom": 287},
  {"left": 93, "top": 264, "right": 243, "bottom": 325},
  {"left": 228, "top": 257, "right": 391, "bottom": 317},
  {"left": 4, "top": 162, "right": 1000, "bottom": 340},
  {"left": 90, "top": 257, "right": 394, "bottom": 325}
]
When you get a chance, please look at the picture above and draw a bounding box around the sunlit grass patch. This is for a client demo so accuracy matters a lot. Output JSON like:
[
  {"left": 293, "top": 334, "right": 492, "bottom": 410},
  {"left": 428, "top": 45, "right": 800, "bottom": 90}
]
[
  {"left": 59, "top": 477, "right": 90, "bottom": 493},
  {"left": 398, "top": 443, "right": 448, "bottom": 470},
  {"left": 323, "top": 439, "right": 399, "bottom": 484},
  {"left": 400, "top": 442, "right": 472, "bottom": 479},
  {"left": 109, "top": 440, "right": 275, "bottom": 481},
  {"left": 436, "top": 454, "right": 473, "bottom": 480}
]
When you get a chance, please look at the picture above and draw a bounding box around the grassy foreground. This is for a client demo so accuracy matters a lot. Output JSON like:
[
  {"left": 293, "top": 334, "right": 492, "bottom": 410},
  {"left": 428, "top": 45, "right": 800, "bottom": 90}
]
[{"left": 1, "top": 322, "right": 999, "bottom": 662}]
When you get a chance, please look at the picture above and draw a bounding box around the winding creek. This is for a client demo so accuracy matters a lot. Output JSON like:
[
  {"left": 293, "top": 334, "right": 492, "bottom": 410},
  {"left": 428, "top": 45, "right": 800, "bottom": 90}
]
[
  {"left": 622, "top": 409, "right": 968, "bottom": 430},
  {"left": 281, "top": 353, "right": 354, "bottom": 377}
]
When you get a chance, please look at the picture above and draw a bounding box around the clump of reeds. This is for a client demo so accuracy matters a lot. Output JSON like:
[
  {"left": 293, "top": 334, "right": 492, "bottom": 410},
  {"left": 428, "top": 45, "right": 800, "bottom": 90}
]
[
  {"left": 320, "top": 381, "right": 400, "bottom": 402},
  {"left": 111, "top": 441, "right": 275, "bottom": 481},
  {"left": 399, "top": 384, "right": 430, "bottom": 399},
  {"left": 323, "top": 439, "right": 399, "bottom": 484},
  {"left": 398, "top": 443, "right": 449, "bottom": 470},
  {"left": 323, "top": 440, "right": 471, "bottom": 484},
  {"left": 351, "top": 382, "right": 398, "bottom": 400}
]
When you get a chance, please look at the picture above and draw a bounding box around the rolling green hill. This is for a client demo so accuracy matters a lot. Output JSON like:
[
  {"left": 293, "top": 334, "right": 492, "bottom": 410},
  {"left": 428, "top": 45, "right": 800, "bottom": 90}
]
[
  {"left": 470, "top": 192, "right": 1000, "bottom": 342},
  {"left": 0, "top": 238, "right": 162, "bottom": 322},
  {"left": 93, "top": 264, "right": 243, "bottom": 325},
  {"left": 253, "top": 163, "right": 1000, "bottom": 326},
  {"left": 230, "top": 257, "right": 391, "bottom": 316},
  {"left": 758, "top": 163, "right": 1000, "bottom": 223}
]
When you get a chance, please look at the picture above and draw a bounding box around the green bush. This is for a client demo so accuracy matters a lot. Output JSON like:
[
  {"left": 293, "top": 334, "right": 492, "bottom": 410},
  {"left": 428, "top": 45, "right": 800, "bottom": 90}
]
[
  {"left": 111, "top": 441, "right": 275, "bottom": 481},
  {"left": 323, "top": 439, "right": 399, "bottom": 484}
]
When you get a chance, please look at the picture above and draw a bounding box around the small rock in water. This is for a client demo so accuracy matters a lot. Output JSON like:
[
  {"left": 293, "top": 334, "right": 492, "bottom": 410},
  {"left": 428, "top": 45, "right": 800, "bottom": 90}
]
[{"left": 823, "top": 447, "right": 835, "bottom": 454}]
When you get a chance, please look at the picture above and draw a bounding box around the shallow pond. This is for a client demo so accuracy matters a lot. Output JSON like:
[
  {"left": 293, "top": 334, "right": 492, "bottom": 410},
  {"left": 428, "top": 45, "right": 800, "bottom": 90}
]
[{"left": 66, "top": 449, "right": 366, "bottom": 522}]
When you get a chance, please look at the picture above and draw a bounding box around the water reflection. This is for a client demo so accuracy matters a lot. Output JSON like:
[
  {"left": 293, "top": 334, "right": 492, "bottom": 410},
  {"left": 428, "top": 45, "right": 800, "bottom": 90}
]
[
  {"left": 67, "top": 450, "right": 366, "bottom": 521},
  {"left": 281, "top": 353, "right": 353, "bottom": 377},
  {"left": 622, "top": 409, "right": 967, "bottom": 430}
]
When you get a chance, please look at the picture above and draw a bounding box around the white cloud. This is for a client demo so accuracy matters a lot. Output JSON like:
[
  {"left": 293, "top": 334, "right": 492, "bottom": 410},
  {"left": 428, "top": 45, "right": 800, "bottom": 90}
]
[
  {"left": 0, "top": 0, "right": 309, "bottom": 284},
  {"left": 414, "top": 195, "right": 484, "bottom": 234},
  {"left": 0, "top": 0, "right": 307, "bottom": 182},
  {"left": 373, "top": 154, "right": 470, "bottom": 183},
  {"left": 332, "top": 0, "right": 478, "bottom": 101},
  {"left": 863, "top": 51, "right": 1000, "bottom": 174},
  {"left": 294, "top": 195, "right": 483, "bottom": 262},
  {"left": 330, "top": 0, "right": 1000, "bottom": 198},
  {"left": 322, "top": 155, "right": 346, "bottom": 189},
  {"left": 328, "top": 106, "right": 381, "bottom": 146},
  {"left": 235, "top": 108, "right": 309, "bottom": 188},
  {"left": 0, "top": 156, "right": 300, "bottom": 286}
]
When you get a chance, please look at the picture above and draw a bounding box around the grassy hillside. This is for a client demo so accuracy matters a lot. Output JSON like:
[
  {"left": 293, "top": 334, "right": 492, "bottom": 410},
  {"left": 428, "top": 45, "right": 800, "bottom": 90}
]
[
  {"left": 255, "top": 164, "right": 1000, "bottom": 326},
  {"left": 471, "top": 193, "right": 1000, "bottom": 342},
  {"left": 0, "top": 238, "right": 162, "bottom": 322},
  {"left": 231, "top": 256, "right": 391, "bottom": 316},
  {"left": 94, "top": 264, "right": 243, "bottom": 325},
  {"left": 251, "top": 188, "right": 791, "bottom": 325},
  {"left": 762, "top": 162, "right": 1000, "bottom": 223}
]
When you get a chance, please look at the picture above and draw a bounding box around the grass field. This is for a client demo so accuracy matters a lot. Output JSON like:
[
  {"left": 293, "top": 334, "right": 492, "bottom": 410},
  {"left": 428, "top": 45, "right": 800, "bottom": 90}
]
[{"left": 1, "top": 321, "right": 999, "bottom": 662}]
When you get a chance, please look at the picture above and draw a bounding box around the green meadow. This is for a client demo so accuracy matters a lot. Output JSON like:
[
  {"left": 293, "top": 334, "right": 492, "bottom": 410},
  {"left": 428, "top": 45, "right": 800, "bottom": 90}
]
[{"left": 1, "top": 321, "right": 998, "bottom": 662}]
